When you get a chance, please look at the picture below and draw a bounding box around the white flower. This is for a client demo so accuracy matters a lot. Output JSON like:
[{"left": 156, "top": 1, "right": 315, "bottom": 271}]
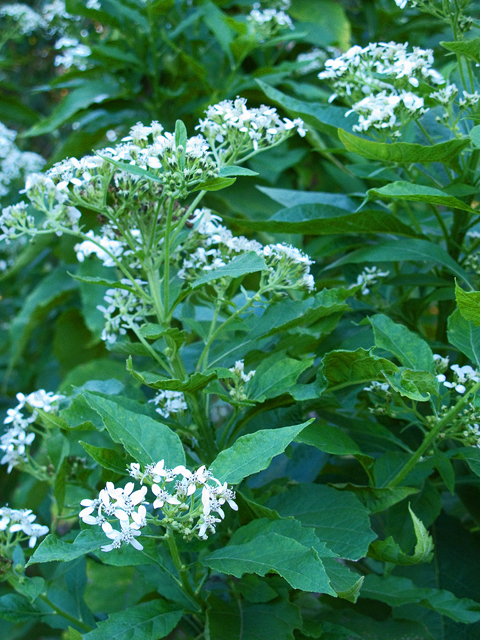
[
  {"left": 149, "top": 390, "right": 187, "bottom": 419},
  {"left": 1, "top": 507, "right": 48, "bottom": 547},
  {"left": 151, "top": 485, "right": 181, "bottom": 509},
  {"left": 101, "top": 520, "right": 143, "bottom": 552}
]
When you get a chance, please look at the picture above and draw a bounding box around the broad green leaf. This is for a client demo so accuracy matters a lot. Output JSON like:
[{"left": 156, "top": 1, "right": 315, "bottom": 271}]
[
  {"left": 442, "top": 38, "right": 480, "bottom": 63},
  {"left": 28, "top": 529, "right": 107, "bottom": 565},
  {"left": 194, "top": 176, "right": 236, "bottom": 191},
  {"left": 267, "top": 484, "right": 376, "bottom": 560},
  {"left": 247, "top": 353, "right": 313, "bottom": 402},
  {"left": 256, "top": 80, "right": 357, "bottom": 137},
  {"left": 0, "top": 594, "right": 42, "bottom": 622},
  {"left": 470, "top": 125, "right": 480, "bottom": 148},
  {"left": 321, "top": 557, "right": 364, "bottom": 603},
  {"left": 202, "top": 0, "right": 235, "bottom": 65},
  {"left": 236, "top": 491, "right": 280, "bottom": 526},
  {"left": 330, "top": 238, "right": 471, "bottom": 287},
  {"left": 83, "top": 392, "right": 185, "bottom": 467},
  {"left": 80, "top": 441, "right": 131, "bottom": 474},
  {"left": 455, "top": 281, "right": 480, "bottom": 326},
  {"left": 25, "top": 79, "right": 124, "bottom": 136},
  {"left": 368, "top": 181, "right": 476, "bottom": 213},
  {"left": 126, "top": 357, "right": 216, "bottom": 392},
  {"left": 204, "top": 518, "right": 336, "bottom": 595},
  {"left": 453, "top": 447, "right": 480, "bottom": 477},
  {"left": 339, "top": 129, "right": 469, "bottom": 166},
  {"left": 361, "top": 574, "right": 480, "bottom": 623},
  {"left": 322, "top": 348, "right": 398, "bottom": 389},
  {"left": 14, "top": 576, "right": 45, "bottom": 603},
  {"left": 206, "top": 593, "right": 302, "bottom": 640},
  {"left": 447, "top": 309, "right": 480, "bottom": 367},
  {"left": 296, "top": 420, "right": 363, "bottom": 456},
  {"left": 192, "top": 252, "right": 267, "bottom": 288},
  {"left": 219, "top": 166, "right": 259, "bottom": 177},
  {"left": 8, "top": 265, "right": 77, "bottom": 370},
  {"left": 226, "top": 203, "right": 418, "bottom": 237},
  {"left": 289, "top": 0, "right": 350, "bottom": 48},
  {"left": 257, "top": 186, "right": 356, "bottom": 209},
  {"left": 209, "top": 420, "right": 312, "bottom": 484},
  {"left": 70, "top": 274, "right": 133, "bottom": 290},
  {"left": 382, "top": 369, "right": 437, "bottom": 401},
  {"left": 83, "top": 601, "right": 183, "bottom": 640},
  {"left": 333, "top": 484, "right": 418, "bottom": 514},
  {"left": 368, "top": 504, "right": 433, "bottom": 565},
  {"left": 369, "top": 314, "right": 435, "bottom": 373}
]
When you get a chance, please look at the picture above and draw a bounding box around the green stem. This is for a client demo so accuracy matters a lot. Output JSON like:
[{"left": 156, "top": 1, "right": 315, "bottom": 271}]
[
  {"left": 146, "top": 261, "right": 165, "bottom": 324},
  {"left": 38, "top": 594, "right": 92, "bottom": 632},
  {"left": 163, "top": 198, "right": 174, "bottom": 317},
  {"left": 128, "top": 321, "right": 172, "bottom": 373},
  {"left": 166, "top": 529, "right": 205, "bottom": 609},
  {"left": 387, "top": 379, "right": 480, "bottom": 487}
]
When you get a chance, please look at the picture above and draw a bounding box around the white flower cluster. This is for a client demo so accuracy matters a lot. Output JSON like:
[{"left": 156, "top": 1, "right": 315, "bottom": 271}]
[
  {"left": 296, "top": 48, "right": 327, "bottom": 75},
  {"left": 196, "top": 97, "right": 306, "bottom": 161},
  {"left": 319, "top": 42, "right": 444, "bottom": 134},
  {"left": 0, "top": 506, "right": 49, "bottom": 548},
  {"left": 354, "top": 266, "right": 390, "bottom": 294},
  {"left": 437, "top": 364, "right": 479, "bottom": 395},
  {"left": 97, "top": 281, "right": 149, "bottom": 344},
  {"left": 1, "top": 390, "right": 64, "bottom": 473},
  {"left": 178, "top": 208, "right": 315, "bottom": 292},
  {"left": 54, "top": 36, "right": 92, "bottom": 71},
  {"left": 0, "top": 4, "right": 46, "bottom": 35},
  {"left": 0, "top": 122, "right": 45, "bottom": 198},
  {"left": 247, "top": 2, "right": 294, "bottom": 42},
  {"left": 430, "top": 83, "right": 458, "bottom": 105},
  {"left": 80, "top": 461, "right": 237, "bottom": 550},
  {"left": 75, "top": 228, "right": 128, "bottom": 267},
  {"left": 0, "top": 202, "right": 36, "bottom": 244},
  {"left": 149, "top": 390, "right": 188, "bottom": 419}
]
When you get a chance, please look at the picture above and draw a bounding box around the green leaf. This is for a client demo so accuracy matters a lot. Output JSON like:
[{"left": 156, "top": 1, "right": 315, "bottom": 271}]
[
  {"left": 247, "top": 353, "right": 314, "bottom": 402},
  {"left": 82, "top": 392, "right": 185, "bottom": 467},
  {"left": 206, "top": 593, "right": 302, "bottom": 640},
  {"left": 321, "top": 557, "right": 364, "bottom": 603},
  {"left": 0, "top": 594, "right": 42, "bottom": 622},
  {"left": 210, "top": 420, "right": 312, "bottom": 484},
  {"left": 192, "top": 251, "right": 267, "bottom": 288},
  {"left": 98, "top": 155, "right": 163, "bottom": 182},
  {"left": 126, "top": 357, "right": 216, "bottom": 392},
  {"left": 295, "top": 420, "right": 362, "bottom": 456},
  {"left": 339, "top": 129, "right": 469, "bottom": 166},
  {"left": 322, "top": 347, "right": 398, "bottom": 389},
  {"left": 83, "top": 601, "right": 183, "bottom": 640},
  {"left": 8, "top": 265, "right": 77, "bottom": 370},
  {"left": 28, "top": 529, "right": 107, "bottom": 565},
  {"left": 470, "top": 125, "right": 480, "bottom": 148},
  {"left": 368, "top": 181, "right": 476, "bottom": 213},
  {"left": 24, "top": 79, "right": 124, "bottom": 136},
  {"left": 80, "top": 441, "right": 131, "bottom": 474},
  {"left": 267, "top": 484, "right": 376, "bottom": 560},
  {"left": 369, "top": 314, "right": 435, "bottom": 373},
  {"left": 382, "top": 369, "right": 437, "bottom": 401},
  {"left": 219, "top": 166, "right": 259, "bottom": 177},
  {"left": 453, "top": 446, "right": 480, "bottom": 478},
  {"left": 204, "top": 518, "right": 336, "bottom": 595},
  {"left": 442, "top": 38, "right": 480, "bottom": 63},
  {"left": 368, "top": 504, "right": 433, "bottom": 565},
  {"left": 330, "top": 239, "right": 471, "bottom": 287},
  {"left": 333, "top": 484, "right": 418, "bottom": 514},
  {"left": 288, "top": 0, "right": 350, "bottom": 48},
  {"left": 194, "top": 176, "right": 236, "bottom": 192},
  {"left": 256, "top": 80, "right": 357, "bottom": 137},
  {"left": 361, "top": 574, "right": 480, "bottom": 623},
  {"left": 447, "top": 308, "right": 480, "bottom": 367},
  {"left": 455, "top": 281, "right": 480, "bottom": 326},
  {"left": 229, "top": 202, "right": 419, "bottom": 237}
]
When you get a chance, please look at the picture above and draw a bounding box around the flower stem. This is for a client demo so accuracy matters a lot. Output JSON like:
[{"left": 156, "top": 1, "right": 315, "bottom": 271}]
[
  {"left": 387, "top": 379, "right": 480, "bottom": 487},
  {"left": 38, "top": 593, "right": 92, "bottom": 632},
  {"left": 166, "top": 528, "right": 205, "bottom": 609}
]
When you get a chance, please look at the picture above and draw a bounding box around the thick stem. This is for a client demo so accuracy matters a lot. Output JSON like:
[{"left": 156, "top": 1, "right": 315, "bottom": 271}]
[
  {"left": 163, "top": 198, "right": 174, "bottom": 318},
  {"left": 387, "top": 379, "right": 480, "bottom": 487},
  {"left": 38, "top": 594, "right": 92, "bottom": 632}
]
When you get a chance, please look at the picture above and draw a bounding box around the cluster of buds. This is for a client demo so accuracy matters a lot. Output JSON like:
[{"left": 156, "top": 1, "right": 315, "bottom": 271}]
[
  {"left": 225, "top": 360, "right": 256, "bottom": 404},
  {"left": 80, "top": 460, "right": 237, "bottom": 551},
  {"left": 1, "top": 390, "right": 64, "bottom": 473},
  {"left": 0, "top": 203, "right": 36, "bottom": 244},
  {"left": 363, "top": 380, "right": 398, "bottom": 417}
]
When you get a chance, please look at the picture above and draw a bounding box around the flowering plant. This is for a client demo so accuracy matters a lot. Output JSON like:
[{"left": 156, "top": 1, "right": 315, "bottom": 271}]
[{"left": 3, "top": 0, "right": 480, "bottom": 639}]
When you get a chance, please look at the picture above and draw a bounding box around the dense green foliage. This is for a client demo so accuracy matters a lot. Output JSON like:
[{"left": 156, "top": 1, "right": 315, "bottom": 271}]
[{"left": 2, "top": 1, "right": 480, "bottom": 639}]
